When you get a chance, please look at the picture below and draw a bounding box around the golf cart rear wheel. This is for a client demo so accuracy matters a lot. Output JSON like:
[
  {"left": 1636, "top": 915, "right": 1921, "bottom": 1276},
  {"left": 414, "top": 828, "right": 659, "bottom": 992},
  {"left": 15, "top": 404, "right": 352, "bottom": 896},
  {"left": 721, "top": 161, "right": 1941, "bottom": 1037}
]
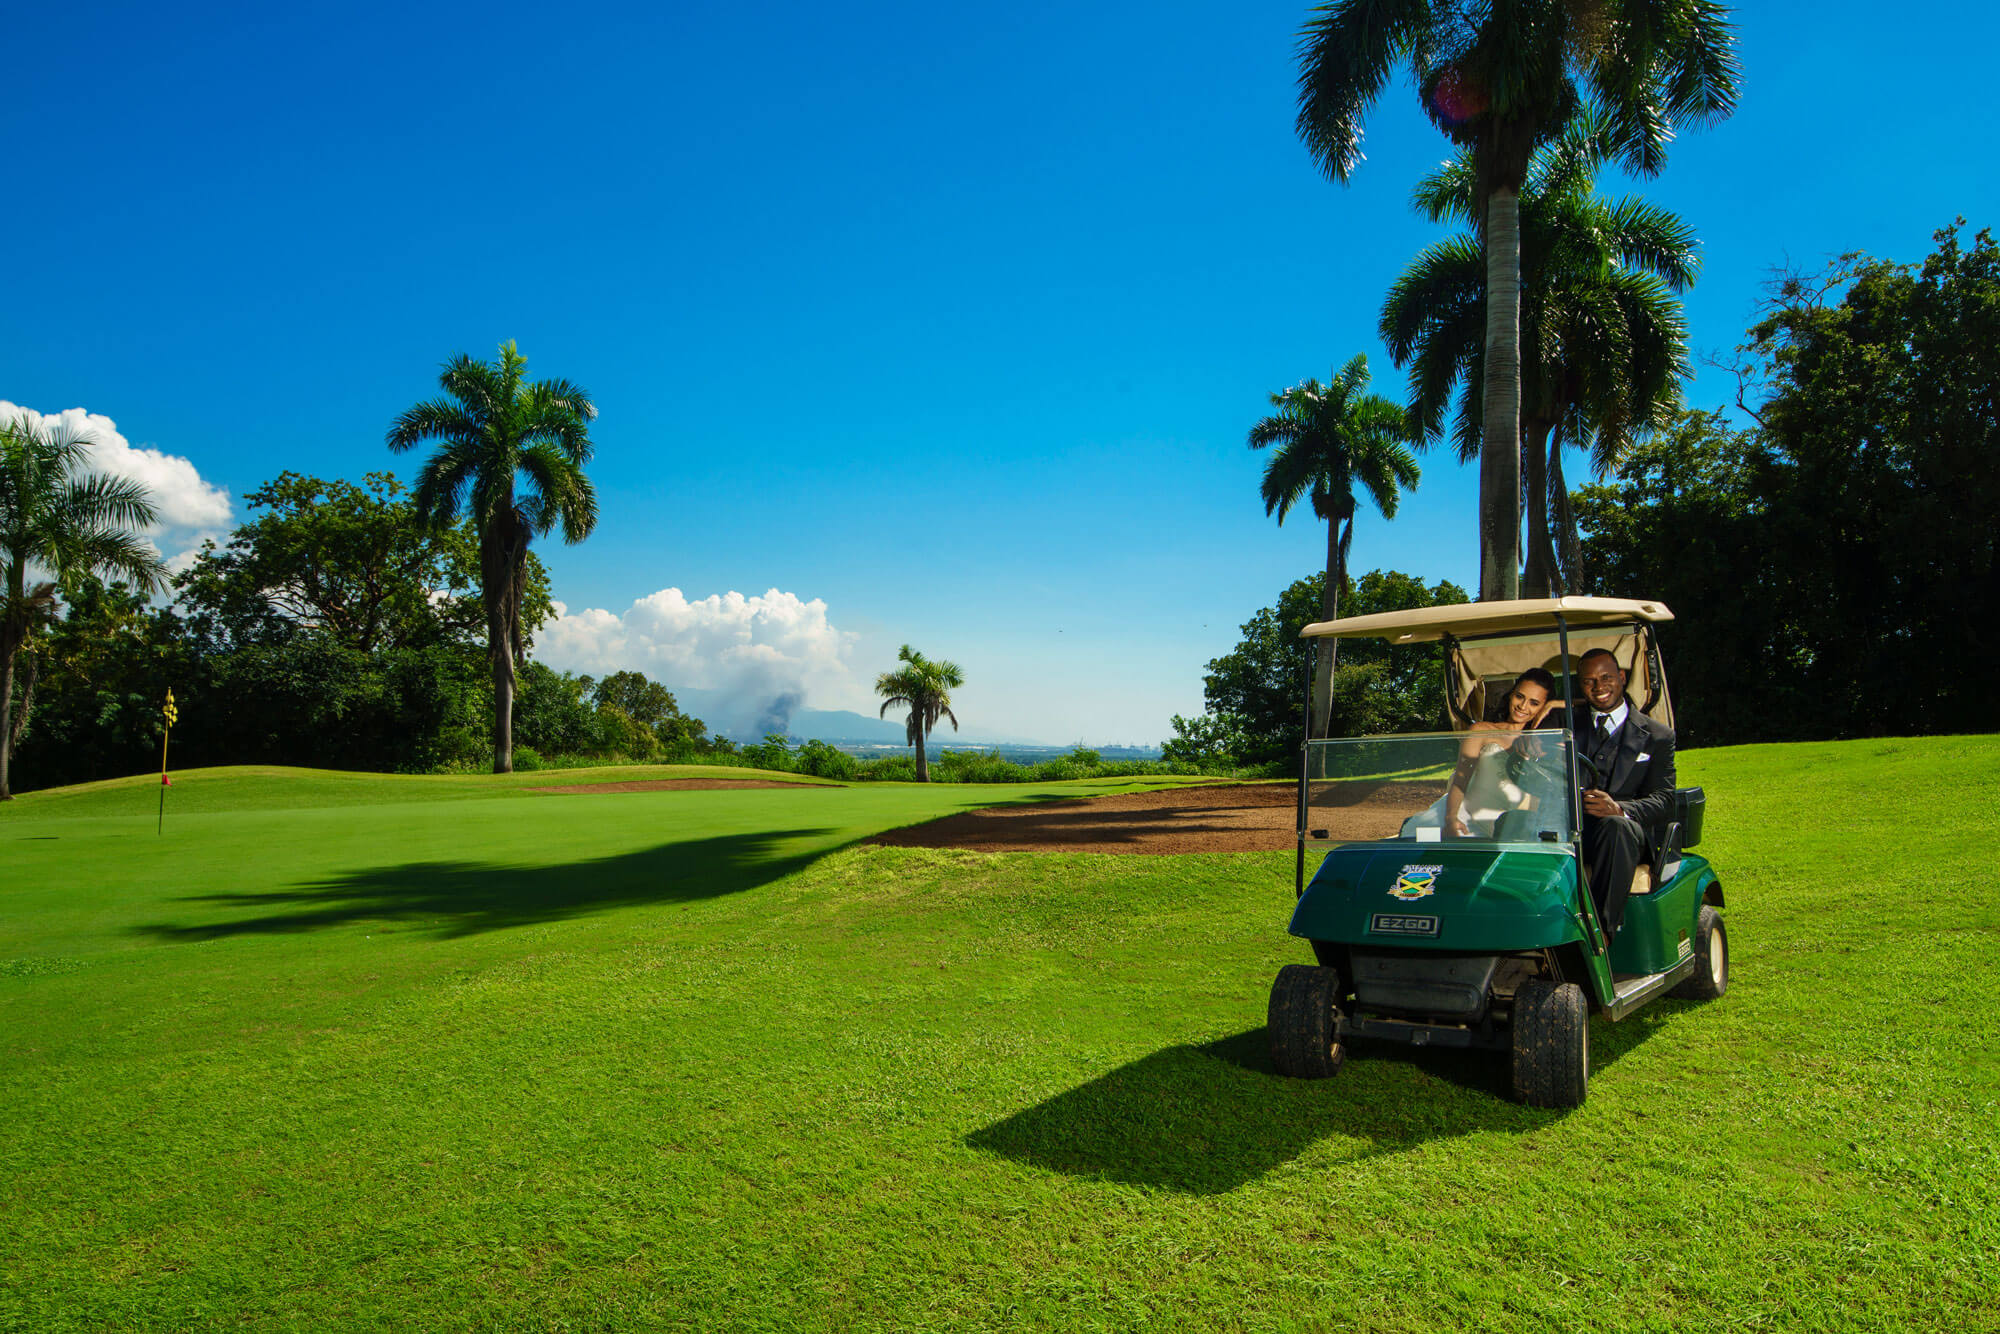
[
  {"left": 1268, "top": 964, "right": 1346, "bottom": 1079},
  {"left": 1670, "top": 905, "right": 1728, "bottom": 1000},
  {"left": 1511, "top": 979, "right": 1589, "bottom": 1108}
]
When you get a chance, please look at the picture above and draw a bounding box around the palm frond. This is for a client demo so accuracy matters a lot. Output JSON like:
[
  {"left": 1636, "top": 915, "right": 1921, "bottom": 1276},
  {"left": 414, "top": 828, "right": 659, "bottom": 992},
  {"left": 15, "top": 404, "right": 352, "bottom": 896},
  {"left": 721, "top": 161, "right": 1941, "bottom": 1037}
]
[
  {"left": 1410, "top": 153, "right": 1479, "bottom": 225},
  {"left": 1295, "top": 0, "right": 1437, "bottom": 184}
]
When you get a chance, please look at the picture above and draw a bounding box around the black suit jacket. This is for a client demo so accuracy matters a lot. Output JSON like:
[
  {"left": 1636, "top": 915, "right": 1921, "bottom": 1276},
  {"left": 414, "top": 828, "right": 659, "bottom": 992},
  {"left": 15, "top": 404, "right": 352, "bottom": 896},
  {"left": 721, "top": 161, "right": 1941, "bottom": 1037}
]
[{"left": 1572, "top": 699, "right": 1677, "bottom": 829}]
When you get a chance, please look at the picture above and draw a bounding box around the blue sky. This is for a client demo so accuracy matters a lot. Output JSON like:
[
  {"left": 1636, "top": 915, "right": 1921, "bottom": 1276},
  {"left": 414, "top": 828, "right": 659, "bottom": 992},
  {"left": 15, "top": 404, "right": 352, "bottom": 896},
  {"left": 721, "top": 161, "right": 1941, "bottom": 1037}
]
[{"left": 10, "top": 1, "right": 1999, "bottom": 744}]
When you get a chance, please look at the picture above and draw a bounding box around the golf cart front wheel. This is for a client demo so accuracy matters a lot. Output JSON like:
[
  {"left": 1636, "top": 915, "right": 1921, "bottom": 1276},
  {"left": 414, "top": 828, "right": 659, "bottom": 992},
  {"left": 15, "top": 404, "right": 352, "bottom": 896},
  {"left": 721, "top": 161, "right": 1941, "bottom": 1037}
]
[
  {"left": 1670, "top": 905, "right": 1728, "bottom": 1001},
  {"left": 1268, "top": 964, "right": 1346, "bottom": 1079},
  {"left": 1511, "top": 979, "right": 1589, "bottom": 1108}
]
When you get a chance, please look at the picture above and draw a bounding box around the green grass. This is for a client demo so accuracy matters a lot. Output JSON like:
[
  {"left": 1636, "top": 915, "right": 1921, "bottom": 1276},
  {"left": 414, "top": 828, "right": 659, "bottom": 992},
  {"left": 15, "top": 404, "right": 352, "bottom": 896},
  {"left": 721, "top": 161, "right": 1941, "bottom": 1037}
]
[{"left": 2, "top": 739, "right": 1996, "bottom": 1332}]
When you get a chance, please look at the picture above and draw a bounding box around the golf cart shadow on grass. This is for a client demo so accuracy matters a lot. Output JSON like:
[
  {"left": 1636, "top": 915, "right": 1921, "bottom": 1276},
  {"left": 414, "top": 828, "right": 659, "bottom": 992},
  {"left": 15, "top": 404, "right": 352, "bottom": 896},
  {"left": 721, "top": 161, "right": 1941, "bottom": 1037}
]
[
  {"left": 133, "top": 827, "right": 839, "bottom": 941},
  {"left": 966, "top": 1010, "right": 1675, "bottom": 1195}
]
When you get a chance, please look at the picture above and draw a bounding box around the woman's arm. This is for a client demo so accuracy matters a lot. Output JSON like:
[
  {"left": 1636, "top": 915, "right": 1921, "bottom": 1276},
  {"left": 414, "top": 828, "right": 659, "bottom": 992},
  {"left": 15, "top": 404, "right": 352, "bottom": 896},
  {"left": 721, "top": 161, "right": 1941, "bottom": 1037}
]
[{"left": 1445, "top": 733, "right": 1485, "bottom": 834}]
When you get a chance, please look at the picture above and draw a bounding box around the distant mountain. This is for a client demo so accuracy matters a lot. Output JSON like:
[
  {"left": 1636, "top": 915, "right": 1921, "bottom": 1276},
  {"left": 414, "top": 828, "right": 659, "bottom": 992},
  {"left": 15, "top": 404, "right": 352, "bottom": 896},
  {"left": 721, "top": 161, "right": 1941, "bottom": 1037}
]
[{"left": 663, "top": 686, "right": 1051, "bottom": 746}]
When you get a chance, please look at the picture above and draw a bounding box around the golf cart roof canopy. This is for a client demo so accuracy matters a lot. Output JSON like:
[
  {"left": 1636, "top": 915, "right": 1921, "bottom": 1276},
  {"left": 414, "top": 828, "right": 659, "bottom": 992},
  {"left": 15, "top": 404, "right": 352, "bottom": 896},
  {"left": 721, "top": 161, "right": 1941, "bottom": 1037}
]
[{"left": 1301, "top": 597, "right": 1674, "bottom": 645}]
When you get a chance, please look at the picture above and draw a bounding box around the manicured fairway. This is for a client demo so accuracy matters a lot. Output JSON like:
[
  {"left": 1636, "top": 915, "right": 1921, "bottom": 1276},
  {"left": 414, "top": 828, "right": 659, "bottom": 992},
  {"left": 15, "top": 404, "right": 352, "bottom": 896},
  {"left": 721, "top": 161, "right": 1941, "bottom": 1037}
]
[{"left": 3, "top": 741, "right": 1996, "bottom": 1332}]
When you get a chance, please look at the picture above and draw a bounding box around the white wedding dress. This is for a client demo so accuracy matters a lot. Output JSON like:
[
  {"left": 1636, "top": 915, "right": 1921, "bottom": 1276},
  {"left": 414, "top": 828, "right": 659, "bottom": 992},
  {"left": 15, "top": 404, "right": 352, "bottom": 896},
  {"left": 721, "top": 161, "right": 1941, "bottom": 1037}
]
[{"left": 1404, "top": 741, "right": 1532, "bottom": 838}]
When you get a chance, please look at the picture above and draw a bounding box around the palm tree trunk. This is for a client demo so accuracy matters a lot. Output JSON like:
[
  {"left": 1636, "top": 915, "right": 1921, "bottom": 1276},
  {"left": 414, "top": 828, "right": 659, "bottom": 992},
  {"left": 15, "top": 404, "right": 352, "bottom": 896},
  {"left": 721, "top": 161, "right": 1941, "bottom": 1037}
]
[
  {"left": 1522, "top": 420, "right": 1558, "bottom": 597},
  {"left": 1550, "top": 445, "right": 1587, "bottom": 594},
  {"left": 914, "top": 727, "right": 929, "bottom": 783},
  {"left": 484, "top": 565, "right": 516, "bottom": 774},
  {"left": 1480, "top": 184, "right": 1524, "bottom": 602},
  {"left": 491, "top": 648, "right": 514, "bottom": 774},
  {"left": 0, "top": 644, "right": 16, "bottom": 801},
  {"left": 0, "top": 563, "right": 21, "bottom": 800},
  {"left": 1310, "top": 519, "right": 1342, "bottom": 738},
  {"left": 481, "top": 507, "right": 527, "bottom": 774}
]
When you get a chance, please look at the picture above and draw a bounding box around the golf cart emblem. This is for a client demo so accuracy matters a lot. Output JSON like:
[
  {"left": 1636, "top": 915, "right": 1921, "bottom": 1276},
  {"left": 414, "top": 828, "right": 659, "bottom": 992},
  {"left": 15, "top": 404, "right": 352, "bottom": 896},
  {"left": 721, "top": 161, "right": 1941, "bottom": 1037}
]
[{"left": 1390, "top": 865, "right": 1442, "bottom": 900}]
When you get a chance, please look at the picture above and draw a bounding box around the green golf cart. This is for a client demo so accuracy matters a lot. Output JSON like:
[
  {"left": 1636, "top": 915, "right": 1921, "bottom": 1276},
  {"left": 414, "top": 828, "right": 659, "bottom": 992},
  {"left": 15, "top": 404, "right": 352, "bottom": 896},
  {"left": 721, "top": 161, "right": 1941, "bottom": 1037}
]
[{"left": 1267, "top": 597, "right": 1727, "bottom": 1108}]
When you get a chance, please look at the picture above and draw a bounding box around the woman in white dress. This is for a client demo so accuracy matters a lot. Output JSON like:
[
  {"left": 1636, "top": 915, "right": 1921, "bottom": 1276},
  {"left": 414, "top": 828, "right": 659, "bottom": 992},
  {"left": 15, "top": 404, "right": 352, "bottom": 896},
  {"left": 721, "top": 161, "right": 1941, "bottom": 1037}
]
[{"left": 1445, "top": 667, "right": 1561, "bottom": 837}]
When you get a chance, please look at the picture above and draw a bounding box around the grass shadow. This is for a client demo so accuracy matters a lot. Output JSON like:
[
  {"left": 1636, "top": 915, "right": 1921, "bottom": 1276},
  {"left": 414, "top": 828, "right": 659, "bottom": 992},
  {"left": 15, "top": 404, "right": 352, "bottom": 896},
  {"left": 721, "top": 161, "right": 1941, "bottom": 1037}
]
[
  {"left": 134, "top": 827, "right": 840, "bottom": 941},
  {"left": 969, "top": 1008, "right": 1680, "bottom": 1195}
]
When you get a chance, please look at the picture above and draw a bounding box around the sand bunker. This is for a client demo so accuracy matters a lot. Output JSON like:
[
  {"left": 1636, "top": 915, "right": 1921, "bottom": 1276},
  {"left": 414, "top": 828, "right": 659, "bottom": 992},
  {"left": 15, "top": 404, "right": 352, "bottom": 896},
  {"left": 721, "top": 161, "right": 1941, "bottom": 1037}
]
[{"left": 868, "top": 780, "right": 1435, "bottom": 855}]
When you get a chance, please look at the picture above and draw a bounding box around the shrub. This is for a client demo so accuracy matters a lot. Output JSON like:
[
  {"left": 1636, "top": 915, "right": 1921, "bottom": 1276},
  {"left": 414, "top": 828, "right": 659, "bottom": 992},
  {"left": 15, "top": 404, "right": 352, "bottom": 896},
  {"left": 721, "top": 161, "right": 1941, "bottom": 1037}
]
[
  {"left": 932, "top": 750, "right": 1027, "bottom": 783},
  {"left": 511, "top": 745, "right": 544, "bottom": 771},
  {"left": 794, "top": 740, "right": 859, "bottom": 781},
  {"left": 739, "top": 733, "right": 796, "bottom": 773},
  {"left": 857, "top": 756, "right": 918, "bottom": 782}
]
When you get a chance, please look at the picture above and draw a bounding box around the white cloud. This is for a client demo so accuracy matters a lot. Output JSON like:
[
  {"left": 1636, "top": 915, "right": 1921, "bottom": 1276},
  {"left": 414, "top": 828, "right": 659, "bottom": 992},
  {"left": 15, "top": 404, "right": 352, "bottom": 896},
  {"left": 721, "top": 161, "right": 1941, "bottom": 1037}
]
[
  {"left": 0, "top": 402, "right": 232, "bottom": 571},
  {"left": 537, "top": 587, "right": 870, "bottom": 725}
]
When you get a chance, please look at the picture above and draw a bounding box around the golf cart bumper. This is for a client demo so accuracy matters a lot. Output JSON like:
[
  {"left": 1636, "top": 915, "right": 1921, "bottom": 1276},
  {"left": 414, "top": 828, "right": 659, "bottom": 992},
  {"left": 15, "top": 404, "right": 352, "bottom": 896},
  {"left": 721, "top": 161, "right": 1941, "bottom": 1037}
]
[{"left": 1289, "top": 844, "right": 1585, "bottom": 953}]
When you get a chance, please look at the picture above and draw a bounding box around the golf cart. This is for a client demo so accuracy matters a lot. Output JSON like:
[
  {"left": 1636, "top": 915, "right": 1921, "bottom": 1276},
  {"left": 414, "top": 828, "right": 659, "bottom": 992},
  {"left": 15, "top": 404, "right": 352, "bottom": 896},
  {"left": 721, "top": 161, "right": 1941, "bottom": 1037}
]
[{"left": 1267, "top": 597, "right": 1726, "bottom": 1108}]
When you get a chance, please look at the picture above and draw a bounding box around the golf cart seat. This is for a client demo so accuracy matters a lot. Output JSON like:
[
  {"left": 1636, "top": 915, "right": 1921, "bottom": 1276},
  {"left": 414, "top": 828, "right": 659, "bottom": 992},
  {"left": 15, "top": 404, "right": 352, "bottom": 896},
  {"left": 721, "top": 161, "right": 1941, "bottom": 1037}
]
[{"left": 1632, "top": 789, "right": 1707, "bottom": 894}]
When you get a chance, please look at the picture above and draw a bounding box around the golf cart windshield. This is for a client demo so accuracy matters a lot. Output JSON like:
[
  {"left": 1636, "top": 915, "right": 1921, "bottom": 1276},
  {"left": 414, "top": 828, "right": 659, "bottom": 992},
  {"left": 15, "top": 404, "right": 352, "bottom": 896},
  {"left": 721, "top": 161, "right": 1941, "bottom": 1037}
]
[{"left": 1303, "top": 729, "right": 1580, "bottom": 848}]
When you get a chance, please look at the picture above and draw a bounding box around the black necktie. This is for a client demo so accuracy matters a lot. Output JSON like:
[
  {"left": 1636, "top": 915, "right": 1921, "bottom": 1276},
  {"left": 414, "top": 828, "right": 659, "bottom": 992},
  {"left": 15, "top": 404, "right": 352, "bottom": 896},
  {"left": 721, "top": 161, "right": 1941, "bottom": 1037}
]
[{"left": 1593, "top": 714, "right": 1612, "bottom": 763}]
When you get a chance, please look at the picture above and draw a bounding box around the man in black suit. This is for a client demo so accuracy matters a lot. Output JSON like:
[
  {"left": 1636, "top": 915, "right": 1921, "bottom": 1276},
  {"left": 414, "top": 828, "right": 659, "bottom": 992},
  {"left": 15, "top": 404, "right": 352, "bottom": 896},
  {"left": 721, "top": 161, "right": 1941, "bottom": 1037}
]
[{"left": 1572, "top": 647, "right": 1677, "bottom": 939}]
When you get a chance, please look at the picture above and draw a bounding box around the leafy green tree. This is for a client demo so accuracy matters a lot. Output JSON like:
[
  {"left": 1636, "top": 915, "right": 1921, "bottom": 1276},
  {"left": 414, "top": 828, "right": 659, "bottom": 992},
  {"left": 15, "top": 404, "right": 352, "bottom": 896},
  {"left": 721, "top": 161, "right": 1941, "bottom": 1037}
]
[
  {"left": 1295, "top": 0, "right": 1737, "bottom": 599},
  {"left": 584, "top": 670, "right": 708, "bottom": 758},
  {"left": 794, "top": 739, "right": 858, "bottom": 781},
  {"left": 388, "top": 341, "right": 598, "bottom": 773},
  {"left": 1381, "top": 111, "right": 1696, "bottom": 595},
  {"left": 590, "top": 670, "right": 674, "bottom": 726},
  {"left": 1, "top": 413, "right": 167, "bottom": 799},
  {"left": 590, "top": 704, "right": 660, "bottom": 760},
  {"left": 173, "top": 471, "right": 552, "bottom": 654},
  {"left": 510, "top": 661, "right": 601, "bottom": 760},
  {"left": 1249, "top": 354, "right": 1419, "bottom": 737},
  {"left": 1198, "top": 569, "right": 1467, "bottom": 764},
  {"left": 1162, "top": 711, "right": 1247, "bottom": 769},
  {"left": 875, "top": 644, "right": 964, "bottom": 783},
  {"left": 1578, "top": 229, "right": 2000, "bottom": 743},
  {"left": 6, "top": 577, "right": 186, "bottom": 790},
  {"left": 740, "top": 733, "right": 796, "bottom": 773},
  {"left": 1570, "top": 409, "right": 1783, "bottom": 745}
]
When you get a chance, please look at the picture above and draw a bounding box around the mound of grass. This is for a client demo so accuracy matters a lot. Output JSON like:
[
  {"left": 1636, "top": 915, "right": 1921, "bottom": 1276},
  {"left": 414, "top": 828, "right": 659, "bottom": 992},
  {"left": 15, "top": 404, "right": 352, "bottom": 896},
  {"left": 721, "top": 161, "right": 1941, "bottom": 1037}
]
[{"left": 2, "top": 737, "right": 1995, "bottom": 1331}]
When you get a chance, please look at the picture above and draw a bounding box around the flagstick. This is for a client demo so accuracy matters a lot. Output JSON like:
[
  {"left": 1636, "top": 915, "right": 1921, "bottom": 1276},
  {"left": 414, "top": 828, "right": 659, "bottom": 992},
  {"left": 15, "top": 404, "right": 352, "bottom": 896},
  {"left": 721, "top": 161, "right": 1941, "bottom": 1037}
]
[
  {"left": 158, "top": 726, "right": 169, "bottom": 834},
  {"left": 158, "top": 688, "right": 176, "bottom": 835}
]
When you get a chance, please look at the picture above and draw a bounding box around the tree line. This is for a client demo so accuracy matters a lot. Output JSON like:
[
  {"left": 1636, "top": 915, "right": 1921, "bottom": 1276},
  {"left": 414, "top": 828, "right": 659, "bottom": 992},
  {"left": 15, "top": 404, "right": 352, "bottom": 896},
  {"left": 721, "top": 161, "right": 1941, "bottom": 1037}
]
[
  {"left": 1, "top": 468, "right": 718, "bottom": 793},
  {"left": 1192, "top": 222, "right": 2000, "bottom": 753}
]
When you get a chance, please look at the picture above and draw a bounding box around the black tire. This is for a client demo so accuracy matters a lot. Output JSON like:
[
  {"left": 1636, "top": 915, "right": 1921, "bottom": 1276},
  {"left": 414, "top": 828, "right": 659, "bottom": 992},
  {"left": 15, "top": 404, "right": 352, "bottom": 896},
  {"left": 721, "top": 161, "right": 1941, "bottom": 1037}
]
[
  {"left": 1670, "top": 905, "right": 1728, "bottom": 1000},
  {"left": 1510, "top": 978, "right": 1590, "bottom": 1108},
  {"left": 1268, "top": 964, "right": 1346, "bottom": 1079}
]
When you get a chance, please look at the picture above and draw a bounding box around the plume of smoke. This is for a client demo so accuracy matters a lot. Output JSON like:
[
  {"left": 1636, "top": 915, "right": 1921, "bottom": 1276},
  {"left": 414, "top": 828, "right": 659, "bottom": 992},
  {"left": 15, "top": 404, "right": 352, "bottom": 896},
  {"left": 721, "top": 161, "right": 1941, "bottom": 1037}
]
[{"left": 752, "top": 690, "right": 805, "bottom": 739}]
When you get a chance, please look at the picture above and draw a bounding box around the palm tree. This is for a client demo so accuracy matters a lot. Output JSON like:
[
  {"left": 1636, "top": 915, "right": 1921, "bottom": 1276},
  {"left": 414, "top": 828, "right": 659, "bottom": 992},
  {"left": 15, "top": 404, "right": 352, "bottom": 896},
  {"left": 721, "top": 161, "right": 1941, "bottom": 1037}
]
[
  {"left": 875, "top": 644, "right": 964, "bottom": 783},
  {"left": 1249, "top": 354, "right": 1420, "bottom": 737},
  {"left": 387, "top": 341, "right": 597, "bottom": 773},
  {"left": 1296, "top": 0, "right": 1737, "bottom": 599},
  {"left": 1380, "top": 112, "right": 1696, "bottom": 595},
  {"left": 0, "top": 412, "right": 166, "bottom": 799}
]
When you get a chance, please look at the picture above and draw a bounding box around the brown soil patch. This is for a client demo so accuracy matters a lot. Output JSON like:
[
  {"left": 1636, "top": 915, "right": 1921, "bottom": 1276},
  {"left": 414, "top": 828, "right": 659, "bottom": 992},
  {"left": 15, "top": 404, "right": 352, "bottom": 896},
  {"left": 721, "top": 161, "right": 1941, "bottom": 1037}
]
[
  {"left": 868, "top": 781, "right": 1436, "bottom": 855},
  {"left": 527, "top": 779, "right": 835, "bottom": 794}
]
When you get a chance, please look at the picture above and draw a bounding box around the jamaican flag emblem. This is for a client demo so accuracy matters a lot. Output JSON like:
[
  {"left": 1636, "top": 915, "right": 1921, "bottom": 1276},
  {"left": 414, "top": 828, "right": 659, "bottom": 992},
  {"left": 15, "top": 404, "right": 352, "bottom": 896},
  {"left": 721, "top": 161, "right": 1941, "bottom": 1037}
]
[{"left": 1390, "top": 865, "right": 1442, "bottom": 901}]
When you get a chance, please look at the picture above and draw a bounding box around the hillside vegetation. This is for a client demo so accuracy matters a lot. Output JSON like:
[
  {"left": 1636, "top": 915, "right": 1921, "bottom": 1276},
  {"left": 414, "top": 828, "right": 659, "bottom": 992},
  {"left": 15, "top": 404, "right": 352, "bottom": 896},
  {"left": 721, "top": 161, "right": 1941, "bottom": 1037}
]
[{"left": 3, "top": 737, "right": 1995, "bottom": 1332}]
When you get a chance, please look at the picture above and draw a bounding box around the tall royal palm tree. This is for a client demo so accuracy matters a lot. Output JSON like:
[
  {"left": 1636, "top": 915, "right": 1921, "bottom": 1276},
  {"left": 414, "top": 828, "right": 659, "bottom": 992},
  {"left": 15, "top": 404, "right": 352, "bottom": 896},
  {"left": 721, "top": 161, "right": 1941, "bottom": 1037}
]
[
  {"left": 1380, "top": 112, "right": 1696, "bottom": 595},
  {"left": 387, "top": 341, "right": 597, "bottom": 773},
  {"left": 0, "top": 412, "right": 166, "bottom": 799},
  {"left": 1249, "top": 354, "right": 1420, "bottom": 737},
  {"left": 875, "top": 644, "right": 964, "bottom": 783},
  {"left": 1296, "top": 0, "right": 1737, "bottom": 600}
]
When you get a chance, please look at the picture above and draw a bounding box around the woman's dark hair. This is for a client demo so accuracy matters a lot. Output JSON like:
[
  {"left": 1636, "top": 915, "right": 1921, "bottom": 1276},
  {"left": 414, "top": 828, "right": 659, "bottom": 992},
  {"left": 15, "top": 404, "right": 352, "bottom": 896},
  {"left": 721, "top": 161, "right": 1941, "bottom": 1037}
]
[{"left": 1514, "top": 666, "right": 1557, "bottom": 696}]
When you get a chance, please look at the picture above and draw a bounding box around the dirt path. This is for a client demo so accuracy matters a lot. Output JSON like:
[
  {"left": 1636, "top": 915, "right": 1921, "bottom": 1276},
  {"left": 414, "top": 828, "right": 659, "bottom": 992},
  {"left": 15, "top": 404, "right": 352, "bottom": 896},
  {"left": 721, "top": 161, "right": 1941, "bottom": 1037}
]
[
  {"left": 867, "top": 781, "right": 1435, "bottom": 855},
  {"left": 527, "top": 779, "right": 835, "bottom": 794}
]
